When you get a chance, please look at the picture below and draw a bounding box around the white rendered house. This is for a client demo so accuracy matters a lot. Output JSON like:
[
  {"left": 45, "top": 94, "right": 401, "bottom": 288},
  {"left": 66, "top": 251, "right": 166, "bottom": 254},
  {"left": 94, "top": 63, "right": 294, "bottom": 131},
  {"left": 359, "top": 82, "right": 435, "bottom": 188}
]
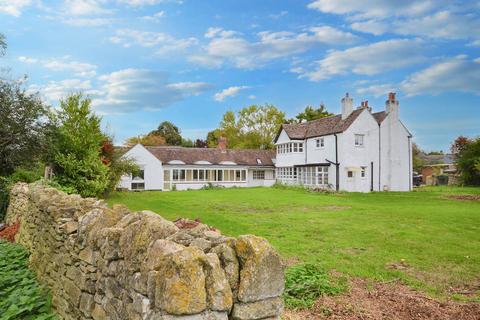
[
  {"left": 118, "top": 139, "right": 276, "bottom": 191},
  {"left": 274, "top": 92, "right": 412, "bottom": 192},
  {"left": 119, "top": 92, "right": 412, "bottom": 192}
]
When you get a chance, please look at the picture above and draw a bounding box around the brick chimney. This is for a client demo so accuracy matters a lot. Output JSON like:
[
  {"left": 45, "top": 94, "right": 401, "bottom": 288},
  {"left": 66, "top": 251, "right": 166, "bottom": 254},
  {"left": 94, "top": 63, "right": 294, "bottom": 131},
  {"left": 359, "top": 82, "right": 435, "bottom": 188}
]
[
  {"left": 385, "top": 92, "right": 399, "bottom": 119},
  {"left": 217, "top": 137, "right": 228, "bottom": 151},
  {"left": 341, "top": 93, "right": 353, "bottom": 120}
]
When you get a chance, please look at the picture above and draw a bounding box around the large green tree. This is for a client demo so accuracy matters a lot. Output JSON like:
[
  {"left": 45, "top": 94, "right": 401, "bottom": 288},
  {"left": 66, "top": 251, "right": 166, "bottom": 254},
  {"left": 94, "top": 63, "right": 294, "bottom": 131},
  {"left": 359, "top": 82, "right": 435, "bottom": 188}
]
[
  {"left": 212, "top": 104, "right": 285, "bottom": 149},
  {"left": 456, "top": 137, "right": 480, "bottom": 185},
  {"left": 0, "top": 79, "right": 52, "bottom": 176},
  {"left": 152, "top": 121, "right": 182, "bottom": 146},
  {"left": 52, "top": 93, "right": 110, "bottom": 197},
  {"left": 289, "top": 104, "right": 333, "bottom": 123}
]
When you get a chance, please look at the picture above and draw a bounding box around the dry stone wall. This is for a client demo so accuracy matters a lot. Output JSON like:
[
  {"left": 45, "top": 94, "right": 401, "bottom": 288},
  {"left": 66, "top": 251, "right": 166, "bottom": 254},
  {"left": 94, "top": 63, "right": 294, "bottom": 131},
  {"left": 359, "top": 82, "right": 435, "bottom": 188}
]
[{"left": 6, "top": 183, "right": 284, "bottom": 320}]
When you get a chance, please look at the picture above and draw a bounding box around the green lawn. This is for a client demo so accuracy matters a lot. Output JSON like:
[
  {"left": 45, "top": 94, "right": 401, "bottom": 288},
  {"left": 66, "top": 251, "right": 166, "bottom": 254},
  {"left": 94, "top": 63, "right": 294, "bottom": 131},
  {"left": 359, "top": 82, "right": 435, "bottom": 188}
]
[{"left": 107, "top": 186, "right": 480, "bottom": 298}]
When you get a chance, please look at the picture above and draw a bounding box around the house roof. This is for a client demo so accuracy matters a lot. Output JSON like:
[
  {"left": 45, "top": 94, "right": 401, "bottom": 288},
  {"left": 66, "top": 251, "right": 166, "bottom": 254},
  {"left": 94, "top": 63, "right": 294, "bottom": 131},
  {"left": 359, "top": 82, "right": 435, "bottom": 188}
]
[
  {"left": 144, "top": 146, "right": 276, "bottom": 167},
  {"left": 277, "top": 108, "right": 388, "bottom": 142}
]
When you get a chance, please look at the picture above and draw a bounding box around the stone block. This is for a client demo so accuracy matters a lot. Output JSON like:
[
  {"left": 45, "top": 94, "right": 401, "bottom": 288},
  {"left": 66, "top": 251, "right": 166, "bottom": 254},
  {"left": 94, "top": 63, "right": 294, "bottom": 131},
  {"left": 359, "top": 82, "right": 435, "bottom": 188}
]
[{"left": 231, "top": 297, "right": 283, "bottom": 320}]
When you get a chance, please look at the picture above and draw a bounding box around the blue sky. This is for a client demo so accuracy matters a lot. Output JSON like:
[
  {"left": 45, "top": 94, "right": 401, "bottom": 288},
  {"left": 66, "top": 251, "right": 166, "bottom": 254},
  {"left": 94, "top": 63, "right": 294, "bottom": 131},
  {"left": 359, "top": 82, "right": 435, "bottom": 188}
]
[{"left": 1, "top": 0, "right": 479, "bottom": 151}]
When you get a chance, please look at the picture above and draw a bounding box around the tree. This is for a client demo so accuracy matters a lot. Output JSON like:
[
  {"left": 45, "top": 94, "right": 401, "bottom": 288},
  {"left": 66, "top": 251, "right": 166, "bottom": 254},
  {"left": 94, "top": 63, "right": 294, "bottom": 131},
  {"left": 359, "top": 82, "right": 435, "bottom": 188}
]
[
  {"left": 101, "top": 138, "right": 138, "bottom": 196},
  {"left": 194, "top": 139, "right": 208, "bottom": 148},
  {"left": 0, "top": 33, "right": 6, "bottom": 57},
  {"left": 456, "top": 137, "right": 480, "bottom": 186},
  {"left": 152, "top": 121, "right": 182, "bottom": 146},
  {"left": 124, "top": 133, "right": 166, "bottom": 147},
  {"left": 289, "top": 104, "right": 333, "bottom": 123},
  {"left": 451, "top": 136, "right": 471, "bottom": 155},
  {"left": 0, "top": 79, "right": 52, "bottom": 176},
  {"left": 52, "top": 93, "right": 110, "bottom": 197},
  {"left": 214, "top": 104, "right": 286, "bottom": 149},
  {"left": 412, "top": 143, "right": 426, "bottom": 171},
  {"left": 181, "top": 138, "right": 194, "bottom": 147}
]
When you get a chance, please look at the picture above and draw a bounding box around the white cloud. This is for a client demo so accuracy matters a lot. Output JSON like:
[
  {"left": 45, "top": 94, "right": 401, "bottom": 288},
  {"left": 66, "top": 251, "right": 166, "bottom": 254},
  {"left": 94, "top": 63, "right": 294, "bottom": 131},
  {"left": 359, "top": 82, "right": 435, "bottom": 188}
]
[
  {"left": 109, "top": 29, "right": 197, "bottom": 54},
  {"left": 392, "top": 11, "right": 480, "bottom": 40},
  {"left": 17, "top": 56, "right": 38, "bottom": 63},
  {"left": 28, "top": 79, "right": 97, "bottom": 105},
  {"left": 140, "top": 11, "right": 165, "bottom": 21},
  {"left": 307, "top": 0, "right": 438, "bottom": 19},
  {"left": 299, "top": 39, "right": 425, "bottom": 81},
  {"left": 214, "top": 86, "right": 250, "bottom": 102},
  {"left": 350, "top": 19, "right": 389, "bottom": 35},
  {"left": 62, "top": 17, "right": 112, "bottom": 26},
  {"left": 356, "top": 83, "right": 398, "bottom": 97},
  {"left": 63, "top": 0, "right": 111, "bottom": 16},
  {"left": 401, "top": 55, "right": 480, "bottom": 96},
  {"left": 0, "top": 0, "right": 32, "bottom": 17},
  {"left": 191, "top": 26, "right": 358, "bottom": 69},
  {"left": 43, "top": 57, "right": 97, "bottom": 77},
  {"left": 17, "top": 55, "right": 97, "bottom": 77},
  {"left": 117, "top": 0, "right": 183, "bottom": 6},
  {"left": 269, "top": 10, "right": 288, "bottom": 19},
  {"left": 92, "top": 68, "right": 211, "bottom": 113}
]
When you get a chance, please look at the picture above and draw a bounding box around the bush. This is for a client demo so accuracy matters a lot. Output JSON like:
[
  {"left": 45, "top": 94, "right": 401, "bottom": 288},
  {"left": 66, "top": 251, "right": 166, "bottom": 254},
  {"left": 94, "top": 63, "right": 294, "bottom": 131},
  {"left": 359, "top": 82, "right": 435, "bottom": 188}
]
[
  {"left": 0, "top": 240, "right": 56, "bottom": 319},
  {"left": 457, "top": 138, "right": 480, "bottom": 186},
  {"left": 283, "top": 264, "right": 346, "bottom": 309}
]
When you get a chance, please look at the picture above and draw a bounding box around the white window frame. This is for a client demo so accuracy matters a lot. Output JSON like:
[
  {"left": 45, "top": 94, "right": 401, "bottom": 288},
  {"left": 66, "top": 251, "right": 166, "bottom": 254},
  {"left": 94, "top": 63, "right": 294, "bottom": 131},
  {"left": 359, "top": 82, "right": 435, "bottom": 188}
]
[
  {"left": 316, "top": 138, "right": 325, "bottom": 148},
  {"left": 355, "top": 134, "right": 364, "bottom": 147},
  {"left": 252, "top": 170, "right": 265, "bottom": 180}
]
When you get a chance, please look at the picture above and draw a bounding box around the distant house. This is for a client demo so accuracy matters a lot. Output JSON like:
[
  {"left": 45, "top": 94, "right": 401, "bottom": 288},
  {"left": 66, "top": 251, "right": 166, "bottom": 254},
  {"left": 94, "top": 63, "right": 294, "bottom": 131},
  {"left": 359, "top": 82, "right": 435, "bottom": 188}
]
[
  {"left": 120, "top": 92, "right": 412, "bottom": 192},
  {"left": 421, "top": 154, "right": 457, "bottom": 185}
]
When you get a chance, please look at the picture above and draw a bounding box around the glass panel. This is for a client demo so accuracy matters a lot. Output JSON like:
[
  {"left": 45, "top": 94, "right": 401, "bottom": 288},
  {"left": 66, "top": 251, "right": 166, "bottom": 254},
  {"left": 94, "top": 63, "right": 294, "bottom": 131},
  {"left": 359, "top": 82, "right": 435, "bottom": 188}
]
[
  {"left": 217, "top": 170, "right": 223, "bottom": 181},
  {"left": 193, "top": 170, "right": 198, "bottom": 180}
]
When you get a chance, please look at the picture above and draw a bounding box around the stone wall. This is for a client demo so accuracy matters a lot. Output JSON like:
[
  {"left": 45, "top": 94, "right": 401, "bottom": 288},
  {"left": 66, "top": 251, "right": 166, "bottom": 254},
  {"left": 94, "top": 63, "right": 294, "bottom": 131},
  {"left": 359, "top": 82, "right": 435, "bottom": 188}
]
[{"left": 6, "top": 183, "right": 284, "bottom": 320}]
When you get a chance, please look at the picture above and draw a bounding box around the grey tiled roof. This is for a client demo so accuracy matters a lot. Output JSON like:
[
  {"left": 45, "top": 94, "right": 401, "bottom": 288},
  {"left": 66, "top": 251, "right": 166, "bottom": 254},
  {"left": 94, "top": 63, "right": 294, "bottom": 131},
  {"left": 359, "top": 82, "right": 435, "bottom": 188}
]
[{"left": 145, "top": 146, "right": 276, "bottom": 166}]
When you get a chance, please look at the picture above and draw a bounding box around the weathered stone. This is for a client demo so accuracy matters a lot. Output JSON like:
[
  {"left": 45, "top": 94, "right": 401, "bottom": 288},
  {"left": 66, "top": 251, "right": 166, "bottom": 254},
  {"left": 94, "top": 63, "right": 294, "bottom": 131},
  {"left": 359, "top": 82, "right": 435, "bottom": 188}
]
[
  {"left": 203, "top": 253, "right": 232, "bottom": 311},
  {"left": 231, "top": 297, "right": 283, "bottom": 320},
  {"left": 235, "top": 235, "right": 285, "bottom": 302},
  {"left": 167, "top": 231, "right": 194, "bottom": 246},
  {"left": 190, "top": 237, "right": 212, "bottom": 252},
  {"left": 64, "top": 220, "right": 78, "bottom": 234},
  {"left": 78, "top": 247, "right": 96, "bottom": 265},
  {"left": 4, "top": 183, "right": 285, "bottom": 320},
  {"left": 119, "top": 211, "right": 179, "bottom": 270},
  {"left": 155, "top": 247, "right": 207, "bottom": 315},
  {"left": 79, "top": 292, "right": 95, "bottom": 315},
  {"left": 91, "top": 304, "right": 107, "bottom": 320},
  {"left": 210, "top": 243, "right": 240, "bottom": 294},
  {"left": 64, "top": 279, "right": 82, "bottom": 307},
  {"left": 144, "top": 239, "right": 183, "bottom": 271}
]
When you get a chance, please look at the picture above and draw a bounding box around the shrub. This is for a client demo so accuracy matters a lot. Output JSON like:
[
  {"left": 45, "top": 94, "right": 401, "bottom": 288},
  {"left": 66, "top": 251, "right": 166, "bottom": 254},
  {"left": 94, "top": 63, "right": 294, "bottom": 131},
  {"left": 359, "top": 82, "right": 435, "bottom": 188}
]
[
  {"left": 0, "top": 240, "right": 56, "bottom": 319},
  {"left": 283, "top": 264, "right": 346, "bottom": 309}
]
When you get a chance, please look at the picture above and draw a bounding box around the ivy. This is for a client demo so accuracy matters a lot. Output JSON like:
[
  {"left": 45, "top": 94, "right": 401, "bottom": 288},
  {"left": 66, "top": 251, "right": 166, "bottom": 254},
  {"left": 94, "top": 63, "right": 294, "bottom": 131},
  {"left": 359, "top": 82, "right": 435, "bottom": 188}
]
[{"left": 0, "top": 240, "right": 56, "bottom": 319}]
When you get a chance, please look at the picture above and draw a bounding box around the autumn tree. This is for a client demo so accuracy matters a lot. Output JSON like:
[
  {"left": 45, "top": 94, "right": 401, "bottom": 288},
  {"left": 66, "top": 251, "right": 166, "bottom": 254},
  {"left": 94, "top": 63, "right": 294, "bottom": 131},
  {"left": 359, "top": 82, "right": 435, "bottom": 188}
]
[
  {"left": 451, "top": 136, "right": 471, "bottom": 155},
  {"left": 125, "top": 133, "right": 166, "bottom": 147}
]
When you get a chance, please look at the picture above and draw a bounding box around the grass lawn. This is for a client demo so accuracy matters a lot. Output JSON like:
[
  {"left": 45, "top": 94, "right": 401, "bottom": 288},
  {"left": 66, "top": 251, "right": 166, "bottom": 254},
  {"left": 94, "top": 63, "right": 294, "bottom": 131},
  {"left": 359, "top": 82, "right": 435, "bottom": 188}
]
[{"left": 107, "top": 186, "right": 480, "bottom": 299}]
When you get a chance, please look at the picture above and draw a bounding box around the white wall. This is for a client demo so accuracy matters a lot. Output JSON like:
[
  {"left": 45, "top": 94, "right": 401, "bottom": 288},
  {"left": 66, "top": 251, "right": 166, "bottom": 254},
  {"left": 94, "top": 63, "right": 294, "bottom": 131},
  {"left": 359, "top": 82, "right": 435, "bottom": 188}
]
[
  {"left": 274, "top": 130, "right": 306, "bottom": 167},
  {"left": 119, "top": 144, "right": 164, "bottom": 190},
  {"left": 248, "top": 169, "right": 276, "bottom": 187},
  {"left": 338, "top": 109, "right": 380, "bottom": 192},
  {"left": 380, "top": 115, "right": 412, "bottom": 191}
]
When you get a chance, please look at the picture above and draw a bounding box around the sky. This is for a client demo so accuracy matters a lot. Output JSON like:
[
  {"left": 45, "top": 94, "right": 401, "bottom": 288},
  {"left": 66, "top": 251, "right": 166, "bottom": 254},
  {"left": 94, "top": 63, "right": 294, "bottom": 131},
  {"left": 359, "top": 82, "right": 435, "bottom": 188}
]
[{"left": 0, "top": 0, "right": 479, "bottom": 151}]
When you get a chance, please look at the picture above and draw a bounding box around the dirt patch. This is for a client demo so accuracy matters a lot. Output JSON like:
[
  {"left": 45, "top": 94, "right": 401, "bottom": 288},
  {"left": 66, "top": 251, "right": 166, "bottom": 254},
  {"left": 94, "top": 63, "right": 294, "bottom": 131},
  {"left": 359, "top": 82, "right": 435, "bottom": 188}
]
[
  {"left": 283, "top": 278, "right": 480, "bottom": 320},
  {"left": 445, "top": 195, "right": 480, "bottom": 201}
]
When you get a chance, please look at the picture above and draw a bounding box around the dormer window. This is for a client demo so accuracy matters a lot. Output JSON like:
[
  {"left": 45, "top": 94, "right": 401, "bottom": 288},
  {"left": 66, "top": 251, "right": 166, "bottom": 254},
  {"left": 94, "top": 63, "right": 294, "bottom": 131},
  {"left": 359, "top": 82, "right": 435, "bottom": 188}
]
[
  {"left": 316, "top": 138, "right": 324, "bottom": 148},
  {"left": 256, "top": 158, "right": 262, "bottom": 164},
  {"left": 355, "top": 134, "right": 364, "bottom": 147}
]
